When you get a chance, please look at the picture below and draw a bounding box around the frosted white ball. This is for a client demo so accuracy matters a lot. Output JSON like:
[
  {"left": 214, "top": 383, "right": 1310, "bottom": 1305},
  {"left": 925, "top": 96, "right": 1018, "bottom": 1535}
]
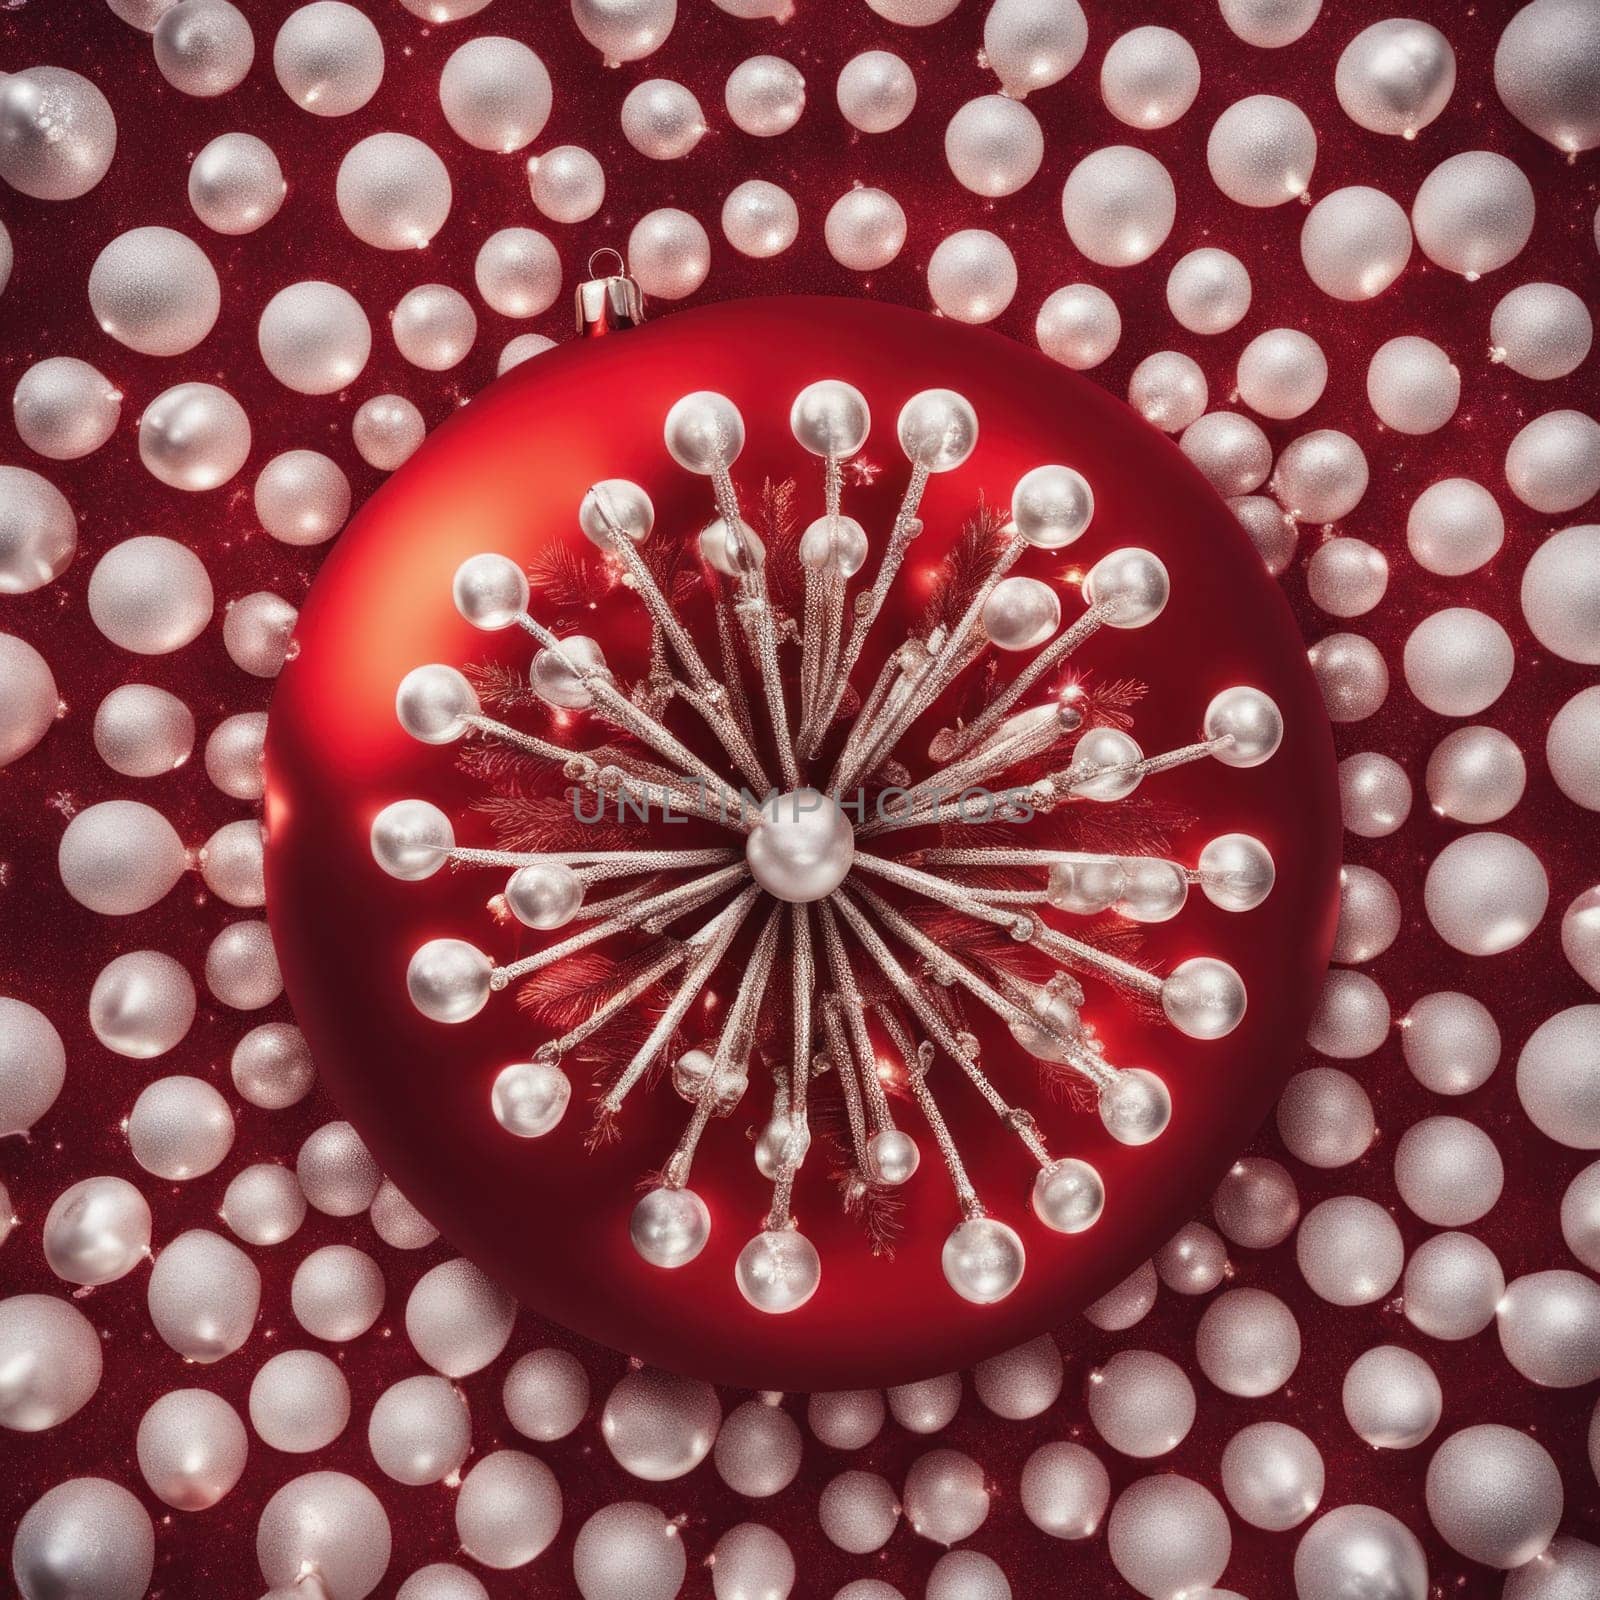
[
  {"left": 1306, "top": 968, "right": 1390, "bottom": 1057},
  {"left": 1088, "top": 1350, "right": 1195, "bottom": 1458},
  {"left": 1207, "top": 94, "right": 1316, "bottom": 207},
  {"left": 1425, "top": 831, "right": 1548, "bottom": 955},
  {"left": 925, "top": 1552, "right": 1008, "bottom": 1600},
  {"left": 1549, "top": 685, "right": 1600, "bottom": 809},
  {"left": 153, "top": 0, "right": 255, "bottom": 97},
  {"left": 58, "top": 798, "right": 186, "bottom": 915},
  {"left": 808, "top": 1388, "right": 886, "bottom": 1449},
  {"left": 440, "top": 37, "right": 551, "bottom": 153},
  {"left": 369, "top": 1374, "right": 471, "bottom": 1486},
  {"left": 1337, "top": 752, "right": 1411, "bottom": 838},
  {"left": 1426, "top": 724, "right": 1526, "bottom": 823},
  {"left": 1426, "top": 1425, "right": 1564, "bottom": 1568},
  {"left": 88, "top": 225, "right": 220, "bottom": 355},
  {"left": 1, "top": 469, "right": 77, "bottom": 599},
  {"left": 188, "top": 131, "right": 285, "bottom": 234},
  {"left": 1336, "top": 18, "right": 1455, "bottom": 136},
  {"left": 1181, "top": 411, "right": 1272, "bottom": 495},
  {"left": 11, "top": 1479, "right": 152, "bottom": 1600},
  {"left": 337, "top": 132, "right": 452, "bottom": 250},
  {"left": 1403, "top": 607, "right": 1513, "bottom": 716},
  {"left": 204, "top": 919, "right": 282, "bottom": 1009},
  {"left": 258, "top": 280, "right": 370, "bottom": 394},
  {"left": 89, "top": 950, "right": 195, "bottom": 1058},
  {"left": 13, "top": 357, "right": 122, "bottom": 460},
  {"left": 273, "top": 2, "right": 382, "bottom": 117},
  {"left": 1154, "top": 1222, "right": 1229, "bottom": 1294},
  {"left": 836, "top": 50, "right": 915, "bottom": 132},
  {"left": 572, "top": 1502, "right": 685, "bottom": 1600},
  {"left": 1274, "top": 428, "right": 1369, "bottom": 522},
  {"left": 903, "top": 1448, "right": 989, "bottom": 1545},
  {"left": 824, "top": 187, "right": 906, "bottom": 271},
  {"left": 137, "top": 1388, "right": 248, "bottom": 1510},
  {"left": 1413, "top": 150, "right": 1536, "bottom": 278},
  {"left": 1165, "top": 248, "right": 1251, "bottom": 336},
  {"left": 1232, "top": 494, "right": 1297, "bottom": 573},
  {"left": 206, "top": 711, "right": 267, "bottom": 799},
  {"left": 399, "top": 0, "right": 493, "bottom": 21},
  {"left": 1220, "top": 1421, "right": 1324, "bottom": 1531},
  {"left": 1219, "top": 0, "right": 1322, "bottom": 47},
  {"left": 1394, "top": 1115, "right": 1503, "bottom": 1226},
  {"left": 819, "top": 1471, "right": 898, "bottom": 1554},
  {"left": 42, "top": 1175, "right": 151, "bottom": 1287},
  {"left": 291, "top": 1244, "right": 384, "bottom": 1341},
  {"left": 1503, "top": 1538, "right": 1600, "bottom": 1600},
  {"left": 256, "top": 1473, "right": 391, "bottom": 1600},
  {"left": 1128, "top": 351, "right": 1206, "bottom": 432},
  {"left": 945, "top": 94, "right": 1043, "bottom": 197},
  {"left": 1406, "top": 477, "right": 1503, "bottom": 575},
  {"left": 1367, "top": 335, "right": 1459, "bottom": 433},
  {"left": 0, "top": 66, "right": 117, "bottom": 201},
  {"left": 602, "top": 1367, "right": 720, "bottom": 1480},
  {"left": 1403, "top": 1230, "right": 1505, "bottom": 1339},
  {"left": 1517, "top": 1005, "right": 1600, "bottom": 1148},
  {"left": 230, "top": 1021, "right": 313, "bottom": 1109},
  {"left": 1307, "top": 538, "right": 1388, "bottom": 619},
  {"left": 1342, "top": 1345, "right": 1442, "bottom": 1448},
  {"left": 139, "top": 381, "right": 250, "bottom": 490},
  {"left": 1507, "top": 411, "right": 1600, "bottom": 514},
  {"left": 1495, "top": 0, "right": 1600, "bottom": 153},
  {"left": 1309, "top": 629, "right": 1386, "bottom": 718},
  {"left": 1491, "top": 281, "right": 1593, "bottom": 379},
  {"left": 498, "top": 334, "right": 555, "bottom": 374},
  {"left": 865, "top": 0, "right": 960, "bottom": 23},
  {"left": 297, "top": 1119, "right": 380, "bottom": 1215},
  {"left": 1236, "top": 328, "right": 1326, "bottom": 420},
  {"left": 529, "top": 144, "right": 605, "bottom": 223},
  {"left": 147, "top": 1229, "right": 260, "bottom": 1362},
  {"left": 1402, "top": 991, "right": 1500, "bottom": 1094},
  {"left": 1100, "top": 27, "right": 1199, "bottom": 129},
  {"left": 1061, "top": 146, "right": 1175, "bottom": 266},
  {"left": 711, "top": 1523, "right": 794, "bottom": 1600},
  {"left": 1498, "top": 1268, "right": 1600, "bottom": 1385},
  {"left": 983, "top": 0, "right": 1087, "bottom": 97},
  {"left": 1300, "top": 186, "right": 1413, "bottom": 299},
  {"left": 1084, "top": 1260, "right": 1159, "bottom": 1329},
  {"left": 223, "top": 591, "right": 296, "bottom": 678},
  {"left": 249, "top": 1349, "right": 350, "bottom": 1452},
  {"left": 503, "top": 1348, "right": 590, "bottom": 1442},
  {"left": 1277, "top": 1066, "right": 1375, "bottom": 1167},
  {"left": 725, "top": 54, "right": 804, "bottom": 137},
  {"left": 221, "top": 1162, "right": 307, "bottom": 1246},
  {"left": 407, "top": 1257, "right": 516, "bottom": 1376},
  {"left": 392, "top": 284, "right": 477, "bottom": 371},
  {"left": 1106, "top": 1475, "right": 1231, "bottom": 1600},
  {"left": 474, "top": 228, "right": 560, "bottom": 318},
  {"left": 128, "top": 1074, "right": 234, "bottom": 1179},
  {"left": 1213, "top": 1156, "right": 1301, "bottom": 1248},
  {"left": 1328, "top": 864, "right": 1401, "bottom": 965},
  {"left": 1035, "top": 284, "right": 1120, "bottom": 370},
  {"left": 1564, "top": 888, "right": 1600, "bottom": 994},
  {"left": 396, "top": 1567, "right": 490, "bottom": 1600},
  {"left": 714, "top": 1399, "right": 802, "bottom": 1497},
  {"left": 0, "top": 1293, "right": 103, "bottom": 1431},
  {"left": 885, "top": 1372, "right": 962, "bottom": 1433},
  {"left": 621, "top": 77, "right": 704, "bottom": 159},
  {"left": 572, "top": 0, "right": 677, "bottom": 65},
  {"left": 1019, "top": 1441, "right": 1108, "bottom": 1539},
  {"left": 1195, "top": 1287, "right": 1301, "bottom": 1396},
  {"left": 1297, "top": 1195, "right": 1405, "bottom": 1305},
  {"left": 927, "top": 229, "right": 1016, "bottom": 324},
  {"left": 627, "top": 208, "right": 710, "bottom": 300},
  {"left": 89, "top": 683, "right": 191, "bottom": 779},
  {"left": 254, "top": 449, "right": 349, "bottom": 545},
  {"left": 973, "top": 1334, "right": 1062, "bottom": 1419},
  {"left": 353, "top": 394, "right": 425, "bottom": 471},
  {"left": 369, "top": 1180, "right": 438, "bottom": 1249},
  {"left": 722, "top": 179, "right": 798, "bottom": 258}
]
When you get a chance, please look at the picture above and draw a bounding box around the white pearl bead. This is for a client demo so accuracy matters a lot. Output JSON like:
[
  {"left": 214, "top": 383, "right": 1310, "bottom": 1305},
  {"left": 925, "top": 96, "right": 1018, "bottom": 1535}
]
[
  {"left": 407, "top": 938, "right": 492, "bottom": 1023},
  {"left": 1335, "top": 19, "right": 1455, "bottom": 137},
  {"left": 836, "top": 50, "right": 916, "bottom": 133},
  {"left": 824, "top": 187, "right": 906, "bottom": 271},
  {"left": 1011, "top": 464, "right": 1093, "bottom": 549},
  {"left": 745, "top": 790, "right": 855, "bottom": 903},
  {"left": 630, "top": 1185, "right": 711, "bottom": 1266},
  {"left": 397, "top": 664, "right": 479, "bottom": 742},
  {"left": 491, "top": 1061, "right": 571, "bottom": 1138},
  {"left": 736, "top": 1228, "right": 821, "bottom": 1313},
  {"left": 1299, "top": 186, "right": 1413, "bottom": 301},
  {"left": 1099, "top": 1069, "right": 1170, "bottom": 1144},
  {"left": 1085, "top": 547, "right": 1168, "bottom": 625},
  {"left": 621, "top": 78, "right": 705, "bottom": 160},
  {"left": 580, "top": 479, "right": 655, "bottom": 546},
  {"left": 440, "top": 37, "right": 552, "bottom": 153},
  {"left": 791, "top": 380, "right": 870, "bottom": 459},
  {"left": 942, "top": 1217, "right": 1024, "bottom": 1304},
  {"left": 453, "top": 552, "right": 529, "bottom": 629},
  {"left": 866, "top": 1128, "right": 919, "bottom": 1186},
  {"left": 1031, "top": 1158, "right": 1104, "bottom": 1233}
]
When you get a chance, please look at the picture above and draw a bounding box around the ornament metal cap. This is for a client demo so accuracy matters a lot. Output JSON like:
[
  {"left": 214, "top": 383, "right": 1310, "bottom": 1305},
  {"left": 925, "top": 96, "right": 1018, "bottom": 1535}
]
[{"left": 575, "top": 248, "right": 645, "bottom": 337}]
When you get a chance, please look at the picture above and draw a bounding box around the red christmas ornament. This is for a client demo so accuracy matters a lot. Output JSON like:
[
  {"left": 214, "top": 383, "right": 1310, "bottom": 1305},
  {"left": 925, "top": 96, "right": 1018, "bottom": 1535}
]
[{"left": 265, "top": 294, "right": 1338, "bottom": 1390}]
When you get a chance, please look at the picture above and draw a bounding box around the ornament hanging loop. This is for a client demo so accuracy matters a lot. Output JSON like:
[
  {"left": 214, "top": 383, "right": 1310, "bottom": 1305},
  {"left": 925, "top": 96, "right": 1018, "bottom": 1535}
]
[{"left": 576, "top": 248, "right": 645, "bottom": 337}]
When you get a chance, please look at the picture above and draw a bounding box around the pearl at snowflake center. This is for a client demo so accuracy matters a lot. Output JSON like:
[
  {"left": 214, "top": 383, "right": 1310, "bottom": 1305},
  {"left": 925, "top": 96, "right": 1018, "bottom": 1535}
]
[{"left": 745, "top": 789, "right": 856, "bottom": 903}]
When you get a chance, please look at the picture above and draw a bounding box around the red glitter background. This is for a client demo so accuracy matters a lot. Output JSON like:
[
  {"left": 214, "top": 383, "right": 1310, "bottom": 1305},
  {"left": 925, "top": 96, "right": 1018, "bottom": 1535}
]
[{"left": 1, "top": 0, "right": 1596, "bottom": 1595}]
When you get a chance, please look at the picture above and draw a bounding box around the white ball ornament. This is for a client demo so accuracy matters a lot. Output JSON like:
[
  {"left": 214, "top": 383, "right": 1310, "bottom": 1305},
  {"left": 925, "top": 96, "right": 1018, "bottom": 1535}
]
[
  {"left": 1425, "top": 831, "right": 1548, "bottom": 956},
  {"left": 819, "top": 1470, "right": 899, "bottom": 1553},
  {"left": 205, "top": 919, "right": 283, "bottom": 1009},
  {"left": 1426, "top": 1425, "right": 1564, "bottom": 1569},
  {"left": 1195, "top": 1287, "right": 1301, "bottom": 1396},
  {"left": 927, "top": 229, "right": 1017, "bottom": 324},
  {"left": 88, "top": 225, "right": 221, "bottom": 355},
  {"left": 392, "top": 283, "right": 477, "bottom": 371},
  {"left": 11, "top": 1479, "right": 153, "bottom": 1600},
  {"left": 1221, "top": 1421, "right": 1323, "bottom": 1531},
  {"left": 499, "top": 333, "right": 555, "bottom": 373},
  {"left": 258, "top": 280, "right": 371, "bottom": 394},
  {"left": 1563, "top": 888, "right": 1600, "bottom": 993},
  {"left": 136, "top": 1389, "right": 248, "bottom": 1511},
  {"left": 0, "top": 635, "right": 58, "bottom": 768},
  {"left": 297, "top": 1119, "right": 380, "bottom": 1215},
  {"left": 945, "top": 95, "right": 1043, "bottom": 197},
  {"left": 972, "top": 1334, "right": 1063, "bottom": 1419},
  {"left": 1219, "top": 0, "right": 1322, "bottom": 47},
  {"left": 1035, "top": 284, "right": 1120, "bottom": 370},
  {"left": 1277, "top": 1066, "right": 1375, "bottom": 1167},
  {"left": 1342, "top": 1345, "right": 1442, "bottom": 1449},
  {"left": 1306, "top": 968, "right": 1389, "bottom": 1057},
  {"left": 1426, "top": 725, "right": 1526, "bottom": 823},
  {"left": 58, "top": 798, "right": 187, "bottom": 916},
  {"left": 903, "top": 1447, "right": 990, "bottom": 1545},
  {"left": 1498, "top": 1268, "right": 1600, "bottom": 1386},
  {"left": 836, "top": 50, "right": 916, "bottom": 132},
  {"left": 290, "top": 1243, "right": 385, "bottom": 1342},
  {"left": 601, "top": 1367, "right": 720, "bottom": 1480},
  {"left": 128, "top": 1074, "right": 234, "bottom": 1180},
  {"left": 1406, "top": 477, "right": 1503, "bottom": 575},
  {"left": 1084, "top": 1260, "right": 1159, "bottom": 1330},
  {"left": 1307, "top": 538, "right": 1387, "bottom": 619},
  {"left": 1098, "top": 1069, "right": 1171, "bottom": 1144},
  {"left": 1088, "top": 1349, "right": 1196, "bottom": 1458},
  {"left": 0, "top": 466, "right": 76, "bottom": 594},
  {"left": 230, "top": 1021, "right": 314, "bottom": 1110},
  {"left": 400, "top": 0, "right": 493, "bottom": 19},
  {"left": 254, "top": 449, "right": 350, "bottom": 545},
  {"left": 1503, "top": 1538, "right": 1600, "bottom": 1600},
  {"left": 337, "top": 132, "right": 453, "bottom": 250},
  {"left": 1402, "top": 990, "right": 1500, "bottom": 1094},
  {"left": 1522, "top": 525, "right": 1600, "bottom": 666},
  {"left": 725, "top": 54, "right": 804, "bottom": 136},
  {"left": 628, "top": 208, "right": 711, "bottom": 300},
  {"left": 138, "top": 391, "right": 254, "bottom": 509},
  {"left": 621, "top": 78, "right": 705, "bottom": 159},
  {"left": 1297, "top": 1195, "right": 1405, "bottom": 1305},
  {"left": 1336, "top": 19, "right": 1456, "bottom": 137},
  {"left": 1312, "top": 633, "right": 1386, "bottom": 722},
  {"left": 1403, "top": 1230, "right": 1505, "bottom": 1340},
  {"left": 1181, "top": 411, "right": 1271, "bottom": 495},
  {"left": 439, "top": 37, "right": 552, "bottom": 153},
  {"left": 982, "top": 0, "right": 1087, "bottom": 97},
  {"left": 1412, "top": 151, "right": 1536, "bottom": 278},
  {"left": 1517, "top": 1004, "right": 1600, "bottom": 1149},
  {"left": 1166, "top": 248, "right": 1251, "bottom": 335},
  {"left": 529, "top": 144, "right": 605, "bottom": 223},
  {"left": 1294, "top": 1507, "right": 1428, "bottom": 1600},
  {"left": 572, "top": 0, "right": 677, "bottom": 66},
  {"left": 925, "top": 1552, "right": 1009, "bottom": 1600},
  {"left": 89, "top": 950, "right": 195, "bottom": 1058},
  {"left": 147, "top": 1228, "right": 260, "bottom": 1362},
  {"left": 370, "top": 1180, "right": 438, "bottom": 1249},
  {"left": 0, "top": 66, "right": 117, "bottom": 201},
  {"left": 43, "top": 1176, "right": 151, "bottom": 1286},
  {"left": 737, "top": 1227, "right": 822, "bottom": 1313},
  {"left": 711, "top": 1523, "right": 794, "bottom": 1600},
  {"left": 502, "top": 1348, "right": 589, "bottom": 1442},
  {"left": 1061, "top": 146, "right": 1176, "bottom": 267},
  {"left": 1232, "top": 494, "right": 1297, "bottom": 575},
  {"left": 1300, "top": 186, "right": 1413, "bottom": 300},
  {"left": 153, "top": 0, "right": 255, "bottom": 97},
  {"left": 572, "top": 1502, "right": 686, "bottom": 1600},
  {"left": 1213, "top": 1157, "right": 1301, "bottom": 1249},
  {"left": 1100, "top": 27, "right": 1200, "bottom": 129},
  {"left": 369, "top": 1375, "right": 472, "bottom": 1486},
  {"left": 249, "top": 1350, "right": 351, "bottom": 1452},
  {"left": 223, "top": 591, "right": 297, "bottom": 679},
  {"left": 865, "top": 0, "right": 960, "bottom": 22},
  {"left": 493, "top": 1060, "right": 572, "bottom": 1138},
  {"left": 1236, "top": 327, "right": 1327, "bottom": 420},
  {"left": 273, "top": 2, "right": 383, "bottom": 116},
  {"left": 1394, "top": 1115, "right": 1504, "bottom": 1226},
  {"left": 1492, "top": 281, "right": 1593, "bottom": 379},
  {"left": 1548, "top": 686, "right": 1600, "bottom": 810},
  {"left": 397, "top": 1570, "right": 490, "bottom": 1600},
  {"left": 722, "top": 179, "right": 798, "bottom": 258},
  {"left": 256, "top": 1473, "right": 392, "bottom": 1600},
  {"left": 713, "top": 1398, "right": 802, "bottom": 1497},
  {"left": 1106, "top": 1475, "right": 1231, "bottom": 1600},
  {"left": 1128, "top": 351, "right": 1207, "bottom": 432},
  {"left": 221, "top": 1162, "right": 307, "bottom": 1246},
  {"left": 1274, "top": 428, "right": 1369, "bottom": 522},
  {"left": 189, "top": 132, "right": 286, "bottom": 234},
  {"left": 1403, "top": 607, "right": 1513, "bottom": 716},
  {"left": 207, "top": 711, "right": 268, "bottom": 798},
  {"left": 407, "top": 1257, "right": 515, "bottom": 1376},
  {"left": 824, "top": 187, "right": 907, "bottom": 271},
  {"left": 1019, "top": 1441, "right": 1109, "bottom": 1539},
  {"left": 1207, "top": 94, "right": 1316, "bottom": 207},
  {"left": 1366, "top": 335, "right": 1459, "bottom": 434},
  {"left": 354, "top": 393, "right": 426, "bottom": 470},
  {"left": 13, "top": 357, "right": 122, "bottom": 460},
  {"left": 1494, "top": 0, "right": 1600, "bottom": 154}
]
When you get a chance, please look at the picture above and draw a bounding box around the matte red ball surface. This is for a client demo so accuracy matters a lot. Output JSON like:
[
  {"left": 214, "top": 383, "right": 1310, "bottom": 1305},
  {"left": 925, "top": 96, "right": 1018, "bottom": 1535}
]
[{"left": 265, "top": 296, "right": 1338, "bottom": 1389}]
